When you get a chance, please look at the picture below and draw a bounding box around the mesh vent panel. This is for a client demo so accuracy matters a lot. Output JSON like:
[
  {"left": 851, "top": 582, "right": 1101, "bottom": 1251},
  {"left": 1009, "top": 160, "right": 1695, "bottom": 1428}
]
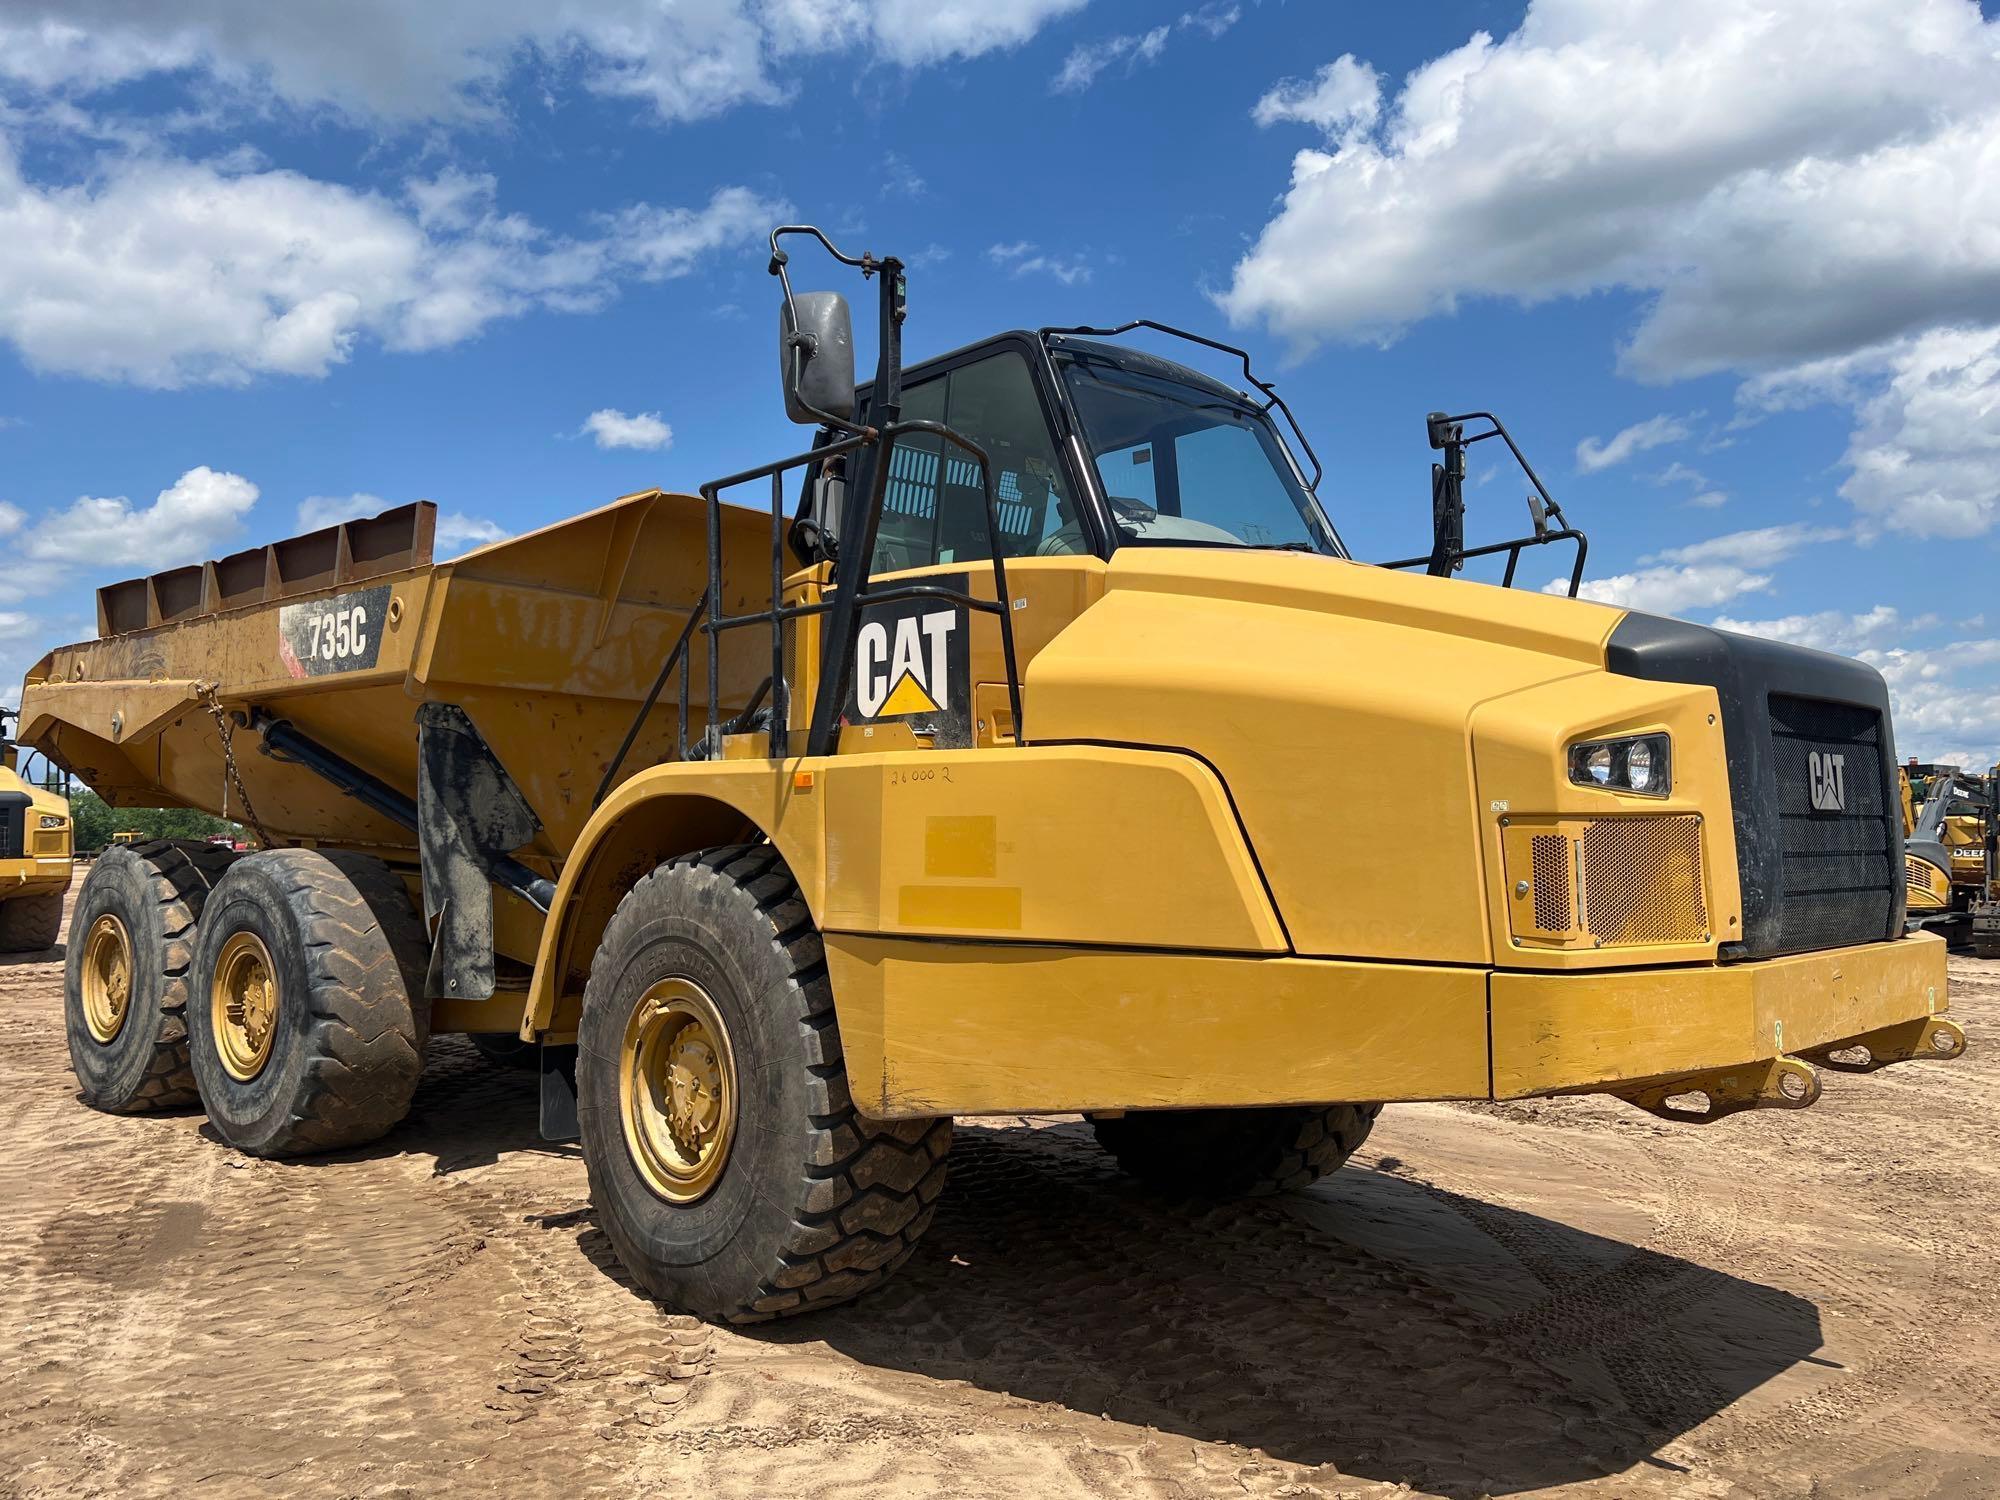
[
  {"left": 1581, "top": 816, "right": 1706, "bottom": 945},
  {"left": 1530, "top": 834, "right": 1571, "bottom": 932}
]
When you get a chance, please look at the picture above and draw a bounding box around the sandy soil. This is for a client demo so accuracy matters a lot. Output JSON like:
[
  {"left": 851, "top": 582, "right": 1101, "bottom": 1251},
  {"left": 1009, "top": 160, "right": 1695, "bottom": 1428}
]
[{"left": 4, "top": 887, "right": 1998, "bottom": 1500}]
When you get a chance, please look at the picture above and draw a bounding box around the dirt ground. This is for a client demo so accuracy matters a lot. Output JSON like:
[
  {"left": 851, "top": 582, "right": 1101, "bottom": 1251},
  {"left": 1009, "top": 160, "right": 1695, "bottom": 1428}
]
[{"left": 4, "top": 888, "right": 1998, "bottom": 1500}]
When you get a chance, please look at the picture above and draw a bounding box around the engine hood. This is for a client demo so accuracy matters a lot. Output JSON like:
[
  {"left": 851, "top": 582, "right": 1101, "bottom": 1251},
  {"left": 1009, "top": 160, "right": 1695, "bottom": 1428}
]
[
  {"left": 1025, "top": 549, "right": 1633, "bottom": 964},
  {"left": 1097, "top": 547, "right": 1624, "bottom": 666}
]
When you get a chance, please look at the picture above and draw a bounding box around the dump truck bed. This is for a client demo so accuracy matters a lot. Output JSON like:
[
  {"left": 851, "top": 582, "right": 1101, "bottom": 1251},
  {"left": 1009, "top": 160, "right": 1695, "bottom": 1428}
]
[{"left": 20, "top": 494, "right": 779, "bottom": 860}]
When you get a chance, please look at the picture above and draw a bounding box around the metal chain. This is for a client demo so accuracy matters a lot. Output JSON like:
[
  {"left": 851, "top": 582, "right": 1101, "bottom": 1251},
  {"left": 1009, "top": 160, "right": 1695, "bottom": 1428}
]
[{"left": 197, "top": 683, "right": 272, "bottom": 849}]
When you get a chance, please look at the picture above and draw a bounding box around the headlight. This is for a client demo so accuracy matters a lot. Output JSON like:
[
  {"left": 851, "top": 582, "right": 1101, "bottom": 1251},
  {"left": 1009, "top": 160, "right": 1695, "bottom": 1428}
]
[
  {"left": 1567, "top": 733, "right": 1672, "bottom": 797},
  {"left": 38, "top": 814, "right": 66, "bottom": 829}
]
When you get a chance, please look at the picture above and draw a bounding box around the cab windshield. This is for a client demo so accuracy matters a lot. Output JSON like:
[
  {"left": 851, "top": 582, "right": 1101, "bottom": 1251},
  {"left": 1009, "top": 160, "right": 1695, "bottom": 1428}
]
[{"left": 1056, "top": 348, "right": 1341, "bottom": 555}]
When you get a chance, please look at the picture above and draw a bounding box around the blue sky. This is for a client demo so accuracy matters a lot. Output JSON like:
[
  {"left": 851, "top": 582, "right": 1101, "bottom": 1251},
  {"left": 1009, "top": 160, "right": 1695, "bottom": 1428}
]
[{"left": 4, "top": 0, "right": 2000, "bottom": 764}]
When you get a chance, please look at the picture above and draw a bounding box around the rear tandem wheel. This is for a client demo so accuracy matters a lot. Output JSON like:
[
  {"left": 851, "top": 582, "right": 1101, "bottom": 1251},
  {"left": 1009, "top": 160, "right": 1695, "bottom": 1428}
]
[
  {"left": 186, "top": 849, "right": 430, "bottom": 1157},
  {"left": 63, "top": 841, "right": 243, "bottom": 1113}
]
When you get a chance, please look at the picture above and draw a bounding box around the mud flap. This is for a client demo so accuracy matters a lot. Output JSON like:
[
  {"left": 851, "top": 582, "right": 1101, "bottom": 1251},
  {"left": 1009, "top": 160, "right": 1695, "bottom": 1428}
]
[
  {"left": 539, "top": 1043, "right": 581, "bottom": 1142},
  {"left": 416, "top": 704, "right": 542, "bottom": 1001}
]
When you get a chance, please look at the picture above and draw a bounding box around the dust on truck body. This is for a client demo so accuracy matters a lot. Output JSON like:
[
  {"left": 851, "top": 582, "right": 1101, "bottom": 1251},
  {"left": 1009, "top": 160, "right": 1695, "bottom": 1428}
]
[{"left": 25, "top": 226, "right": 1965, "bottom": 1323}]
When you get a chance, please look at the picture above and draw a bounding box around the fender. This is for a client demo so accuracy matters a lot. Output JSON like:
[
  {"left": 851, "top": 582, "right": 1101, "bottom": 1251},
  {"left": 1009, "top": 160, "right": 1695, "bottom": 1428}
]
[{"left": 523, "top": 760, "right": 826, "bottom": 1038}]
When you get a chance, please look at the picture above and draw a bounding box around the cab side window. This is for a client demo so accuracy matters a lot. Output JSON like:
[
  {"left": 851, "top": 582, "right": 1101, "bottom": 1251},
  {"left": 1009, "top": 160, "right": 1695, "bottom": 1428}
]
[{"left": 869, "top": 349, "right": 1083, "bottom": 575}]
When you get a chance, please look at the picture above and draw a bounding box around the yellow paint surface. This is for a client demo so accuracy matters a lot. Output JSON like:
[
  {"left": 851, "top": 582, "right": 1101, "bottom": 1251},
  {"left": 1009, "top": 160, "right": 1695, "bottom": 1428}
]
[
  {"left": 820, "top": 745, "right": 1284, "bottom": 950},
  {"left": 1491, "top": 932, "right": 1949, "bottom": 1097},
  {"left": 827, "top": 934, "right": 1491, "bottom": 1116},
  {"left": 1024, "top": 549, "right": 1625, "bottom": 965}
]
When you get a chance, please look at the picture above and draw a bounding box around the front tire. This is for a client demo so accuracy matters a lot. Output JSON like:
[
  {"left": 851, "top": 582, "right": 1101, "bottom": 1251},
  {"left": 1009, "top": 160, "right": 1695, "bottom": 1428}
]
[
  {"left": 64, "top": 841, "right": 241, "bottom": 1112},
  {"left": 578, "top": 845, "right": 950, "bottom": 1323},
  {"left": 188, "top": 849, "right": 428, "bottom": 1157},
  {"left": 0, "top": 889, "right": 65, "bottom": 952},
  {"left": 1092, "top": 1103, "right": 1381, "bottom": 1197}
]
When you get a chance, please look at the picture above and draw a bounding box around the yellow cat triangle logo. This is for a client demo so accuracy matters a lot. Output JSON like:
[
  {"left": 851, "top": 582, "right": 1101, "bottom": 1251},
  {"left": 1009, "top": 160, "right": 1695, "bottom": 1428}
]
[{"left": 879, "top": 670, "right": 942, "bottom": 717}]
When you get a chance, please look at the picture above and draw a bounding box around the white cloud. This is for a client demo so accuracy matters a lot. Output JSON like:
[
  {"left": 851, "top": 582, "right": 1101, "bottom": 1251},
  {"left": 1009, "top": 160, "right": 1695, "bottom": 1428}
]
[
  {"left": 0, "top": 500, "right": 25, "bottom": 536},
  {"left": 987, "top": 240, "right": 1090, "bottom": 286},
  {"left": 1548, "top": 521, "right": 1843, "bottom": 616},
  {"left": 296, "top": 493, "right": 384, "bottom": 531},
  {"left": 1646, "top": 522, "right": 1845, "bottom": 570},
  {"left": 1220, "top": 0, "right": 2000, "bottom": 384},
  {"left": 296, "top": 492, "right": 507, "bottom": 557},
  {"left": 1710, "top": 603, "right": 1926, "bottom": 655},
  {"left": 1053, "top": 24, "right": 1170, "bottom": 94},
  {"left": 1687, "top": 490, "right": 1728, "bottom": 509},
  {"left": 582, "top": 408, "right": 674, "bottom": 451},
  {"left": 435, "top": 512, "right": 509, "bottom": 553},
  {"left": 1563, "top": 563, "right": 1772, "bottom": 617},
  {"left": 0, "top": 141, "right": 785, "bottom": 387},
  {"left": 1052, "top": 6, "right": 1239, "bottom": 95},
  {"left": 26, "top": 465, "right": 258, "bottom": 568},
  {"left": 1252, "top": 55, "right": 1380, "bottom": 136},
  {"left": 1575, "top": 414, "right": 1689, "bottom": 473},
  {"left": 0, "top": 0, "right": 1088, "bottom": 125},
  {"left": 1806, "top": 326, "right": 1999, "bottom": 539}
]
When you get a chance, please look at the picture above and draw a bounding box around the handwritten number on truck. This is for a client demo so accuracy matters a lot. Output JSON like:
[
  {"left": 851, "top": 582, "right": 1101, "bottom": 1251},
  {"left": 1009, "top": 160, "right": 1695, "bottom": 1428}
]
[{"left": 278, "top": 584, "right": 392, "bottom": 679}]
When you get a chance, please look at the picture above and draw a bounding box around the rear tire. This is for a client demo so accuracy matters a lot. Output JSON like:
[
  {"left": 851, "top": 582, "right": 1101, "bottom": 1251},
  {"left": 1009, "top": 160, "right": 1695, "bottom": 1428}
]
[
  {"left": 578, "top": 844, "right": 950, "bottom": 1323},
  {"left": 188, "top": 849, "right": 429, "bottom": 1157},
  {"left": 1092, "top": 1103, "right": 1381, "bottom": 1197},
  {"left": 64, "top": 841, "right": 241, "bottom": 1112}
]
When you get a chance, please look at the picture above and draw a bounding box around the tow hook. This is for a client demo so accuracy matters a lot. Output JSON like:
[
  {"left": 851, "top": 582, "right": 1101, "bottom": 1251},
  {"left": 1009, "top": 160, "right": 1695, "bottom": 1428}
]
[
  {"left": 1797, "top": 1016, "right": 1968, "bottom": 1073},
  {"left": 1611, "top": 1056, "right": 1822, "bottom": 1125}
]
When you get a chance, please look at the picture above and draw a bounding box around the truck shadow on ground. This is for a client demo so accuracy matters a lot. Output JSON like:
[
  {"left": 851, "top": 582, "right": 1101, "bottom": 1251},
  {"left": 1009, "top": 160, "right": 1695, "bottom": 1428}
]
[
  {"left": 375, "top": 1057, "right": 1822, "bottom": 1497},
  {"left": 729, "top": 1120, "right": 1822, "bottom": 1497}
]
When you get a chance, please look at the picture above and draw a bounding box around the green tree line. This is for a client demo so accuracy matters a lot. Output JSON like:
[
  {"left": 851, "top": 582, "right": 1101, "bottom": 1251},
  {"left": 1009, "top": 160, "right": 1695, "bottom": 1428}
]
[{"left": 68, "top": 788, "right": 247, "bottom": 854}]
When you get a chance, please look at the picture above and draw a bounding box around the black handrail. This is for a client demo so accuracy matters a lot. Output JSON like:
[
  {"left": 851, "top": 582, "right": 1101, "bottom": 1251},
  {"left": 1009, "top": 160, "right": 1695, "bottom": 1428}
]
[
  {"left": 696, "top": 416, "right": 1027, "bottom": 764},
  {"left": 1039, "top": 319, "right": 1324, "bottom": 492},
  {"left": 1379, "top": 410, "right": 1589, "bottom": 597}
]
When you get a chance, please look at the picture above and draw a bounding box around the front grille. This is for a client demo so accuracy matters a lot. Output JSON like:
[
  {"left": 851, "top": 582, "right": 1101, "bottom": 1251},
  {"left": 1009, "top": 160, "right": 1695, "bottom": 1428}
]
[
  {"left": 0, "top": 804, "right": 22, "bottom": 859},
  {"left": 1767, "top": 693, "right": 1895, "bottom": 951},
  {"left": 1581, "top": 816, "right": 1707, "bottom": 944}
]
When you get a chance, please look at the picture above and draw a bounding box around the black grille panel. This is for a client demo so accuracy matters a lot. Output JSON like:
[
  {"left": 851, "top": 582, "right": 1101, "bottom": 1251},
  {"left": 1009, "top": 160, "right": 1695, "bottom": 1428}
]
[
  {"left": 0, "top": 803, "right": 23, "bottom": 860},
  {"left": 1767, "top": 693, "right": 1895, "bottom": 952}
]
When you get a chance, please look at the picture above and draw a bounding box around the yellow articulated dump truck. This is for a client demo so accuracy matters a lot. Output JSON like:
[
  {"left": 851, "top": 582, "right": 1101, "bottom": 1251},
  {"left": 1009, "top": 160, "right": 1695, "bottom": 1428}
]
[
  {"left": 22, "top": 227, "right": 1965, "bottom": 1323},
  {"left": 0, "top": 709, "right": 73, "bottom": 951}
]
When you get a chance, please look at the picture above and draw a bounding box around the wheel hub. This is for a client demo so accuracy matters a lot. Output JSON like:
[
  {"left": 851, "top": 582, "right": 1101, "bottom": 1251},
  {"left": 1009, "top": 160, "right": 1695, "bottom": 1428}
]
[
  {"left": 81, "top": 913, "right": 133, "bottom": 1044},
  {"left": 621, "top": 979, "right": 738, "bottom": 1204},
  {"left": 212, "top": 930, "right": 279, "bottom": 1082}
]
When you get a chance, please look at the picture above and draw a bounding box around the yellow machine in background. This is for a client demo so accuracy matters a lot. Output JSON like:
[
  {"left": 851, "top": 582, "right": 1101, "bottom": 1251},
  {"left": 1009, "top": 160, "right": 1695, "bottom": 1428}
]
[
  {"left": 0, "top": 710, "right": 73, "bottom": 952},
  {"left": 23, "top": 227, "right": 1965, "bottom": 1325}
]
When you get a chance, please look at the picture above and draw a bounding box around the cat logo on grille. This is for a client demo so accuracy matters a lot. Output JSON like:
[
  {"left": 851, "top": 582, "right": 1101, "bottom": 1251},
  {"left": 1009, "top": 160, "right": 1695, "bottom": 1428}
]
[{"left": 1807, "top": 749, "right": 1847, "bottom": 812}]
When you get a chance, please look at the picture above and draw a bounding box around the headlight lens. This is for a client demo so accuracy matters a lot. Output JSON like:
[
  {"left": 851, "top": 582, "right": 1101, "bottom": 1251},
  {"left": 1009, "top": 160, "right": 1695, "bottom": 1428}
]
[
  {"left": 38, "top": 814, "right": 66, "bottom": 829},
  {"left": 1567, "top": 733, "right": 1672, "bottom": 797}
]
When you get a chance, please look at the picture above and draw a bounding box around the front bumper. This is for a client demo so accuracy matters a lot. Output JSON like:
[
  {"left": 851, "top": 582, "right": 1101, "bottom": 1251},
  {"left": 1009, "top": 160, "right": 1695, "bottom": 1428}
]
[
  {"left": 1492, "top": 931, "right": 1952, "bottom": 1098},
  {"left": 0, "top": 855, "right": 71, "bottom": 894},
  {"left": 825, "top": 930, "right": 1960, "bottom": 1118}
]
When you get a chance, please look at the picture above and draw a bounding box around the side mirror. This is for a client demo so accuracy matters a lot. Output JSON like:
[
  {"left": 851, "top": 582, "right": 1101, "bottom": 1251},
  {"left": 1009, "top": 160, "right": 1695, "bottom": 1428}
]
[{"left": 779, "top": 291, "right": 856, "bottom": 426}]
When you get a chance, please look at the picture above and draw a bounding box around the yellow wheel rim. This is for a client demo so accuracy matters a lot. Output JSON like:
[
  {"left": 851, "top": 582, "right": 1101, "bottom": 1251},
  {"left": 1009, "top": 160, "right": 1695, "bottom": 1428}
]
[
  {"left": 212, "top": 931, "right": 280, "bottom": 1082},
  {"left": 81, "top": 913, "right": 134, "bottom": 1044},
  {"left": 620, "top": 978, "right": 738, "bottom": 1204}
]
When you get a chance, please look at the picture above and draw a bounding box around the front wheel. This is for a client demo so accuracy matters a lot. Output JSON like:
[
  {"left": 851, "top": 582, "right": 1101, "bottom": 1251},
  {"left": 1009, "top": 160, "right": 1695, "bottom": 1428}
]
[
  {"left": 1092, "top": 1103, "right": 1381, "bottom": 1197},
  {"left": 0, "top": 890, "right": 65, "bottom": 952},
  {"left": 578, "top": 845, "right": 950, "bottom": 1323}
]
